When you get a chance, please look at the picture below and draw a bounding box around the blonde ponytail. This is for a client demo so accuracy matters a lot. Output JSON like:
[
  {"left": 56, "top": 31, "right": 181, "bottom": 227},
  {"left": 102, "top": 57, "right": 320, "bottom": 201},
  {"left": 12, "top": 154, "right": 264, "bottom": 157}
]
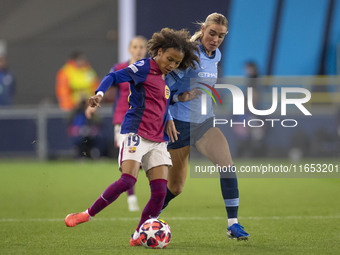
[{"left": 191, "top": 28, "right": 203, "bottom": 42}]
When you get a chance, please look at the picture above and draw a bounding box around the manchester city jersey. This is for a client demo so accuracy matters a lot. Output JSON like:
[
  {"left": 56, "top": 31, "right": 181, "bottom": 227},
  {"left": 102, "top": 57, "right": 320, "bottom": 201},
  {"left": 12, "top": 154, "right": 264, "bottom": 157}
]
[{"left": 166, "top": 44, "right": 221, "bottom": 124}]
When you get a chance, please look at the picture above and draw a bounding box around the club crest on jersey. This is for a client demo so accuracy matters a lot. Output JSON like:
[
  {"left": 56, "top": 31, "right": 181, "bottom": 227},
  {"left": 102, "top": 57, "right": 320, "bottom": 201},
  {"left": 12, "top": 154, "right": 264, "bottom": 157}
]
[
  {"left": 135, "top": 60, "right": 145, "bottom": 66},
  {"left": 165, "top": 85, "right": 170, "bottom": 99},
  {"left": 128, "top": 147, "right": 136, "bottom": 153}
]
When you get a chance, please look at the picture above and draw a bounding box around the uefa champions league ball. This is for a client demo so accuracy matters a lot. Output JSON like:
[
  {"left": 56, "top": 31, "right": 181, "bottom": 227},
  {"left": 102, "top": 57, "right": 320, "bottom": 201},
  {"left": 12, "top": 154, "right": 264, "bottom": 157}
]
[{"left": 139, "top": 218, "right": 171, "bottom": 248}]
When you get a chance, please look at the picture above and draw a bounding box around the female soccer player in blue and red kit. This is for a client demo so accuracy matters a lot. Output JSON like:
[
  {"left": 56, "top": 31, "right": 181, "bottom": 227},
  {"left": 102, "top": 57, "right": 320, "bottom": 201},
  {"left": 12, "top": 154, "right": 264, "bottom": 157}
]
[
  {"left": 162, "top": 13, "right": 249, "bottom": 240},
  {"left": 64, "top": 28, "right": 199, "bottom": 246}
]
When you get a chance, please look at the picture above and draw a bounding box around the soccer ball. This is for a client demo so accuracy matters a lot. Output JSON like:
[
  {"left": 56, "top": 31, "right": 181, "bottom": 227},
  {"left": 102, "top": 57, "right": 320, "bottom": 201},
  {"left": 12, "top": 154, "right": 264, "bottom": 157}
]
[{"left": 139, "top": 218, "right": 171, "bottom": 249}]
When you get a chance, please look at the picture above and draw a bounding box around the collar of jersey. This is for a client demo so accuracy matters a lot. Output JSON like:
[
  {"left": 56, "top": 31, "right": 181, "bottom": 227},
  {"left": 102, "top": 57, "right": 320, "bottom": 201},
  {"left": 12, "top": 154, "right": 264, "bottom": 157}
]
[
  {"left": 199, "top": 43, "right": 216, "bottom": 59},
  {"left": 150, "top": 58, "right": 162, "bottom": 74}
]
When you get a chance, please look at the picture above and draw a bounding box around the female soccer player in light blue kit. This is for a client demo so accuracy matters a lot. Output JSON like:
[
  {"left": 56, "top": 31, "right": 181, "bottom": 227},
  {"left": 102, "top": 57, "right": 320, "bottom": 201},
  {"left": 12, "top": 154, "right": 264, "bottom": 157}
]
[{"left": 163, "top": 13, "right": 249, "bottom": 241}]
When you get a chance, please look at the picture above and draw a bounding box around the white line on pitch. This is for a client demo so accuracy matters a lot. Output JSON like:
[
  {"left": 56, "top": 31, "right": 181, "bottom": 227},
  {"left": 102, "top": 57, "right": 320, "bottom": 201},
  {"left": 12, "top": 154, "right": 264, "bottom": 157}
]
[{"left": 1, "top": 215, "right": 340, "bottom": 222}]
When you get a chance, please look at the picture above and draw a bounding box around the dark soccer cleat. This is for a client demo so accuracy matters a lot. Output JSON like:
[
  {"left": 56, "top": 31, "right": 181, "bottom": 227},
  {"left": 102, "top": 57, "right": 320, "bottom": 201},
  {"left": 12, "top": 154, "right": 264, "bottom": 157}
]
[{"left": 227, "top": 223, "right": 249, "bottom": 241}]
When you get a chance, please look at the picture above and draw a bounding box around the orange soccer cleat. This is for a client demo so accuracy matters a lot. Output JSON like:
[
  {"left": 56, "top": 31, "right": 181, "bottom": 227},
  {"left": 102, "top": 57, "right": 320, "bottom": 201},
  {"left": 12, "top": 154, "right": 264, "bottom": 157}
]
[
  {"left": 64, "top": 211, "right": 90, "bottom": 227},
  {"left": 129, "top": 236, "right": 142, "bottom": 246}
]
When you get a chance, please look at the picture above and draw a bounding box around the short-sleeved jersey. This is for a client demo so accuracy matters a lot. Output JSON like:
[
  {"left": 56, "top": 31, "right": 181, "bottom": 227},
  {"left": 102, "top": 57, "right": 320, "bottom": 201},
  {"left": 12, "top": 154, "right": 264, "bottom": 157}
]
[
  {"left": 110, "top": 61, "right": 129, "bottom": 125},
  {"left": 96, "top": 58, "right": 171, "bottom": 142},
  {"left": 166, "top": 44, "right": 221, "bottom": 124}
]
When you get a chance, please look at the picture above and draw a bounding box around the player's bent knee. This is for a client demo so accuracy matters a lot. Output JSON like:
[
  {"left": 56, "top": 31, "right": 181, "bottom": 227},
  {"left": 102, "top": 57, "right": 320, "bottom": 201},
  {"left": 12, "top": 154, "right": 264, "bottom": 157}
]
[{"left": 168, "top": 184, "right": 184, "bottom": 196}]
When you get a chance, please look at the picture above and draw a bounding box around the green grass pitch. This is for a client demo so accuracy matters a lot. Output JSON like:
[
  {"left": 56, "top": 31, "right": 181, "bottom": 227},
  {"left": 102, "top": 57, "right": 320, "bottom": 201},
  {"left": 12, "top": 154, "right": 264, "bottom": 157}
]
[{"left": 1, "top": 159, "right": 339, "bottom": 254}]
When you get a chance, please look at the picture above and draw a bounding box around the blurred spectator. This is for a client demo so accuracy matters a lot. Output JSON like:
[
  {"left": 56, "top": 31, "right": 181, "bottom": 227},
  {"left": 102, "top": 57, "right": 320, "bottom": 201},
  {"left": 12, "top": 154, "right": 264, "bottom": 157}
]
[
  {"left": 108, "top": 36, "right": 147, "bottom": 212},
  {"left": 244, "top": 61, "right": 258, "bottom": 81},
  {"left": 110, "top": 36, "right": 147, "bottom": 148},
  {"left": 289, "top": 130, "right": 310, "bottom": 161},
  {"left": 244, "top": 61, "right": 259, "bottom": 106},
  {"left": 56, "top": 51, "right": 99, "bottom": 111},
  {"left": 0, "top": 55, "right": 16, "bottom": 106},
  {"left": 68, "top": 99, "right": 104, "bottom": 159},
  {"left": 233, "top": 61, "right": 267, "bottom": 157},
  {"left": 310, "top": 127, "right": 336, "bottom": 157}
]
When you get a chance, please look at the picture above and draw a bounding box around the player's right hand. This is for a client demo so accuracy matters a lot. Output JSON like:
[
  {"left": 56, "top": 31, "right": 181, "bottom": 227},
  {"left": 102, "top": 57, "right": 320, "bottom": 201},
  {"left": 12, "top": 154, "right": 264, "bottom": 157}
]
[
  {"left": 85, "top": 105, "right": 96, "bottom": 119},
  {"left": 88, "top": 94, "right": 103, "bottom": 108}
]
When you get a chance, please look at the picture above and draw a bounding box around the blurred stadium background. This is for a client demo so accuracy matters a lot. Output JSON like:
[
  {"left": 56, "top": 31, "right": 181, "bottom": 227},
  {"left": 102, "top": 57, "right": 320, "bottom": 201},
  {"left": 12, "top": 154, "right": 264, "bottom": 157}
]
[
  {"left": 1, "top": 2, "right": 340, "bottom": 254},
  {"left": 0, "top": 0, "right": 339, "bottom": 160}
]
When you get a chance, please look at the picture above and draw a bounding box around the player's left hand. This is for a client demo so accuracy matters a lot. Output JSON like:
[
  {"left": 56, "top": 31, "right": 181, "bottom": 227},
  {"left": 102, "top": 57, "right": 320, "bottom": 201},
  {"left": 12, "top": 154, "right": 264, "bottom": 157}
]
[{"left": 165, "top": 120, "right": 180, "bottom": 143}]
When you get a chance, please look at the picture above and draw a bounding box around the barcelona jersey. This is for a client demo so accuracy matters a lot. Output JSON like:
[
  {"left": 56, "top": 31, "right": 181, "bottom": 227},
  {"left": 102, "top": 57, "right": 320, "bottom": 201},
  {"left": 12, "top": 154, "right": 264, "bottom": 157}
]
[{"left": 96, "top": 58, "right": 171, "bottom": 142}]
